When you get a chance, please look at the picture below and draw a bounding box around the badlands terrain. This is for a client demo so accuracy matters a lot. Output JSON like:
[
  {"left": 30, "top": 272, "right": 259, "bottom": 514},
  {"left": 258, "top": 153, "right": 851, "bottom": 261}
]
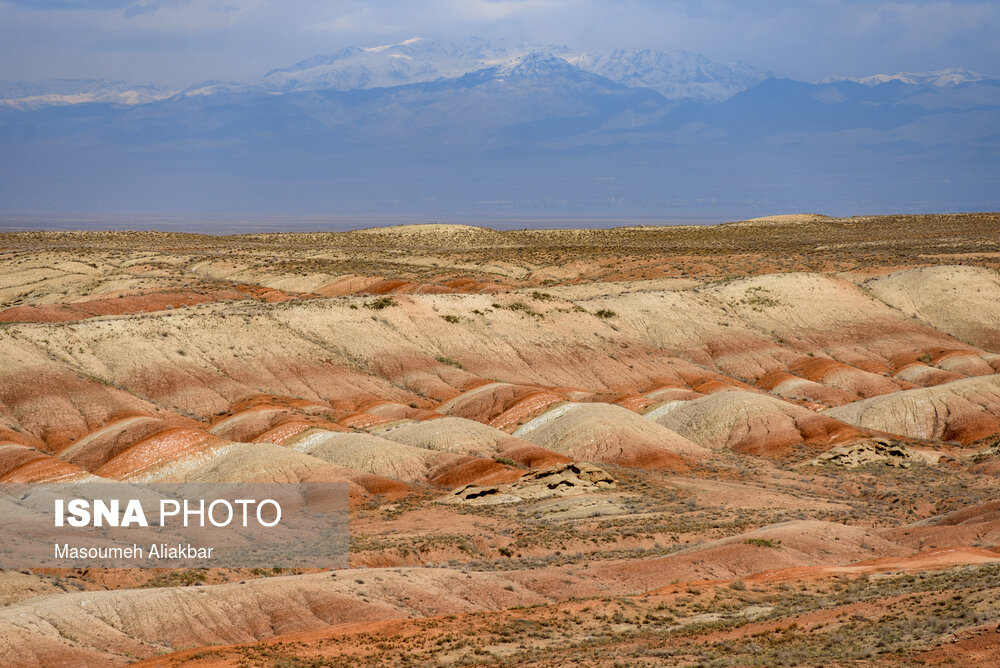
[{"left": 1, "top": 212, "right": 1000, "bottom": 666}]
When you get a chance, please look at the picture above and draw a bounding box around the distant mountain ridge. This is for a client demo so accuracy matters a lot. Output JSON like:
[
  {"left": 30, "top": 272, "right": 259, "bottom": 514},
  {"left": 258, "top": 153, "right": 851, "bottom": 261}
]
[
  {"left": 0, "top": 79, "right": 176, "bottom": 110},
  {"left": 2, "top": 39, "right": 989, "bottom": 111},
  {"left": 566, "top": 48, "right": 769, "bottom": 101},
  {"left": 0, "top": 38, "right": 774, "bottom": 108},
  {"left": 823, "top": 67, "right": 987, "bottom": 87},
  {"left": 0, "top": 39, "right": 996, "bottom": 217},
  {"left": 259, "top": 37, "right": 773, "bottom": 102}
]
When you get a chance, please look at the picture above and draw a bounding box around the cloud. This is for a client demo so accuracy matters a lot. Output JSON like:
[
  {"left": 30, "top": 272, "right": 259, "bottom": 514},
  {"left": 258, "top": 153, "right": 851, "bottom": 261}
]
[{"left": 1, "top": 0, "right": 135, "bottom": 8}]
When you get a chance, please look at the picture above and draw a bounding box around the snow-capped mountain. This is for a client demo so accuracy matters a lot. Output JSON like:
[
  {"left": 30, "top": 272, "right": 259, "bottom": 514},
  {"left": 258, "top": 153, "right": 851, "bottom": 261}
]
[
  {"left": 823, "top": 67, "right": 986, "bottom": 87},
  {"left": 2, "top": 42, "right": 991, "bottom": 114},
  {"left": 259, "top": 37, "right": 513, "bottom": 92},
  {"left": 1, "top": 38, "right": 996, "bottom": 217},
  {"left": 0, "top": 38, "right": 775, "bottom": 110},
  {"left": 0, "top": 79, "right": 176, "bottom": 110},
  {"left": 257, "top": 38, "right": 770, "bottom": 101},
  {"left": 567, "top": 49, "right": 771, "bottom": 101}
]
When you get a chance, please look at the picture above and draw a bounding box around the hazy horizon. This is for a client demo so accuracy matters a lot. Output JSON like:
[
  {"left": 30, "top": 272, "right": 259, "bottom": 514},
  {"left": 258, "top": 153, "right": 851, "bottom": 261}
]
[{"left": 0, "top": 211, "right": 732, "bottom": 234}]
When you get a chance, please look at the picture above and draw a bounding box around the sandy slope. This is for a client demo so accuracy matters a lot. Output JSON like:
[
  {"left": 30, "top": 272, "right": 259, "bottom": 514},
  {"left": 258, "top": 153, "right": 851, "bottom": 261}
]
[
  {"left": 866, "top": 265, "right": 1000, "bottom": 353},
  {"left": 0, "top": 515, "right": 949, "bottom": 667},
  {"left": 284, "top": 428, "right": 522, "bottom": 487},
  {"left": 513, "top": 402, "right": 709, "bottom": 468},
  {"left": 825, "top": 374, "right": 1000, "bottom": 444},
  {"left": 647, "top": 390, "right": 862, "bottom": 456}
]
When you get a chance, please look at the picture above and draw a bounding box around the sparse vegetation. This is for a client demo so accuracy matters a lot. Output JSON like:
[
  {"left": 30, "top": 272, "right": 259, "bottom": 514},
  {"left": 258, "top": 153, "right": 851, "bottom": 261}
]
[
  {"left": 435, "top": 355, "right": 463, "bottom": 368},
  {"left": 493, "top": 456, "right": 527, "bottom": 469},
  {"left": 744, "top": 538, "right": 782, "bottom": 549},
  {"left": 142, "top": 569, "right": 207, "bottom": 588},
  {"left": 734, "top": 286, "right": 784, "bottom": 310},
  {"left": 492, "top": 301, "right": 542, "bottom": 317},
  {"left": 364, "top": 296, "right": 397, "bottom": 310}
]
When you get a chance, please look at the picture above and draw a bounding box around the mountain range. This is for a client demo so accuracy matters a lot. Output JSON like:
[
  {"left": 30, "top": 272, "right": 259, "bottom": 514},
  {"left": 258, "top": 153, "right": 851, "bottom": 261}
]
[
  {"left": 0, "top": 38, "right": 773, "bottom": 108},
  {"left": 0, "top": 38, "right": 997, "bottom": 220}
]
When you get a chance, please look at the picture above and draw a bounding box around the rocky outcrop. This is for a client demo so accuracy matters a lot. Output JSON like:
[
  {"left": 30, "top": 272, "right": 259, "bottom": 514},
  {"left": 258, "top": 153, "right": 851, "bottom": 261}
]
[{"left": 439, "top": 462, "right": 616, "bottom": 505}]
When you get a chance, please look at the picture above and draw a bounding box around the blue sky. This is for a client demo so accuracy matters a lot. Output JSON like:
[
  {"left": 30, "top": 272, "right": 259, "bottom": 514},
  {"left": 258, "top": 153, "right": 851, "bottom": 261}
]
[{"left": 1, "top": 0, "right": 998, "bottom": 86}]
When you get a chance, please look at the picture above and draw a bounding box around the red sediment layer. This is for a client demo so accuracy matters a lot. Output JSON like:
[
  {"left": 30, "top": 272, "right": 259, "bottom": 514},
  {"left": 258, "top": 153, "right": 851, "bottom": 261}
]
[
  {"left": 614, "top": 395, "right": 657, "bottom": 412},
  {"left": 494, "top": 441, "right": 572, "bottom": 469},
  {"left": 363, "top": 280, "right": 453, "bottom": 295},
  {"left": 212, "top": 407, "right": 345, "bottom": 443},
  {"left": 789, "top": 357, "right": 912, "bottom": 398},
  {"left": 349, "top": 474, "right": 411, "bottom": 499},
  {"left": 893, "top": 363, "right": 965, "bottom": 386},
  {"left": 731, "top": 414, "right": 863, "bottom": 459},
  {"left": 251, "top": 421, "right": 328, "bottom": 445},
  {"left": 676, "top": 367, "right": 755, "bottom": 393},
  {"left": 0, "top": 285, "right": 301, "bottom": 323},
  {"left": 690, "top": 380, "right": 745, "bottom": 394},
  {"left": 355, "top": 400, "right": 420, "bottom": 419},
  {"left": 94, "top": 427, "right": 224, "bottom": 479},
  {"left": 488, "top": 391, "right": 567, "bottom": 432},
  {"left": 755, "top": 370, "right": 858, "bottom": 406},
  {"left": 0, "top": 445, "right": 90, "bottom": 482},
  {"left": 0, "top": 370, "right": 172, "bottom": 452},
  {"left": 338, "top": 413, "right": 398, "bottom": 429},
  {"left": 428, "top": 457, "right": 521, "bottom": 488},
  {"left": 757, "top": 370, "right": 794, "bottom": 392},
  {"left": 615, "top": 448, "right": 690, "bottom": 471},
  {"left": 227, "top": 394, "right": 340, "bottom": 413},
  {"left": 58, "top": 415, "right": 173, "bottom": 471},
  {"left": 0, "top": 427, "right": 45, "bottom": 450}
]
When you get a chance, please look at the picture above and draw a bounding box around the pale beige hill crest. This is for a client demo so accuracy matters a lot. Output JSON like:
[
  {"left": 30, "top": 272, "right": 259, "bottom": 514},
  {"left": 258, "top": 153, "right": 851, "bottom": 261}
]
[
  {"left": 824, "top": 374, "right": 1000, "bottom": 444},
  {"left": 512, "top": 402, "right": 709, "bottom": 468},
  {"left": 724, "top": 213, "right": 834, "bottom": 227},
  {"left": 865, "top": 265, "right": 1000, "bottom": 353},
  {"left": 354, "top": 223, "right": 495, "bottom": 235},
  {"left": 647, "top": 390, "right": 862, "bottom": 456}
]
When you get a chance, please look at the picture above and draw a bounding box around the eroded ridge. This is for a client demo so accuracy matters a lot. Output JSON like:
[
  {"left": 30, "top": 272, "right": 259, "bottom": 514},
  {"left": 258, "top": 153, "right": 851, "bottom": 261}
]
[{"left": 1, "top": 213, "right": 999, "bottom": 666}]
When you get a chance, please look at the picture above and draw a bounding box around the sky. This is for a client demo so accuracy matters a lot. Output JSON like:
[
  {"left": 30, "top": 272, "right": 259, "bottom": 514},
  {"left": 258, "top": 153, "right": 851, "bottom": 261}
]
[{"left": 1, "top": 0, "right": 999, "bottom": 87}]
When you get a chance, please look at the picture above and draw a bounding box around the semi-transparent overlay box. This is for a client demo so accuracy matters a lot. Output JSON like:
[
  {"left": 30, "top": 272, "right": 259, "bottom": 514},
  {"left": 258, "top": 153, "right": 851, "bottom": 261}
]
[{"left": 0, "top": 483, "right": 348, "bottom": 568}]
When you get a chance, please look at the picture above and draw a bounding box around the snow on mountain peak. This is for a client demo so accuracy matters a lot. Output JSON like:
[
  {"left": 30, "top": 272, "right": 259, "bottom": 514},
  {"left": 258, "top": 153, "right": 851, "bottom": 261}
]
[
  {"left": 825, "top": 67, "right": 986, "bottom": 87},
  {"left": 568, "top": 48, "right": 772, "bottom": 100},
  {"left": 0, "top": 79, "right": 176, "bottom": 110},
  {"left": 362, "top": 36, "right": 427, "bottom": 53},
  {"left": 257, "top": 39, "right": 772, "bottom": 100}
]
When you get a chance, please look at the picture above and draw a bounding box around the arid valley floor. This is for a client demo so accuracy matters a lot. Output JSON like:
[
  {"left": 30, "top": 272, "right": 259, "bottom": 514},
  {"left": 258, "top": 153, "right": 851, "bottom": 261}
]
[{"left": 1, "top": 213, "right": 1000, "bottom": 666}]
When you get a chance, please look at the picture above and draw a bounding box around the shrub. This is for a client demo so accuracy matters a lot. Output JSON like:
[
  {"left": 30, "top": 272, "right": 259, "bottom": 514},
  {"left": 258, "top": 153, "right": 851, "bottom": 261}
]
[
  {"left": 492, "top": 301, "right": 541, "bottom": 317},
  {"left": 435, "top": 355, "right": 463, "bottom": 369},
  {"left": 744, "top": 538, "right": 782, "bottom": 549},
  {"left": 494, "top": 456, "right": 526, "bottom": 469},
  {"left": 364, "top": 296, "right": 397, "bottom": 310}
]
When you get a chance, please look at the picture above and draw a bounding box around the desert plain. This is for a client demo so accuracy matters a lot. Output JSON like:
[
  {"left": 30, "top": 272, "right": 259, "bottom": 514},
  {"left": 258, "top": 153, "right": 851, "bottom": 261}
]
[{"left": 1, "top": 212, "right": 1000, "bottom": 666}]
